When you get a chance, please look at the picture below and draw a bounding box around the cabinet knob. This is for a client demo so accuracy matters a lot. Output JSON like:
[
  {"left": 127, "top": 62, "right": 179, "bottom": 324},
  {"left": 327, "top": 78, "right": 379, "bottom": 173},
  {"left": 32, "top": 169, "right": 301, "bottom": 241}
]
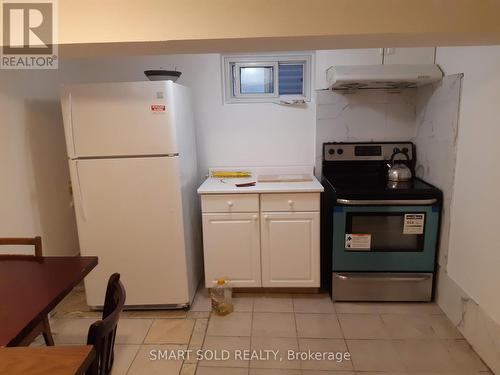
[
  {"left": 227, "top": 201, "right": 233, "bottom": 207},
  {"left": 288, "top": 200, "right": 294, "bottom": 206},
  {"left": 252, "top": 215, "right": 258, "bottom": 220},
  {"left": 264, "top": 214, "right": 269, "bottom": 220}
]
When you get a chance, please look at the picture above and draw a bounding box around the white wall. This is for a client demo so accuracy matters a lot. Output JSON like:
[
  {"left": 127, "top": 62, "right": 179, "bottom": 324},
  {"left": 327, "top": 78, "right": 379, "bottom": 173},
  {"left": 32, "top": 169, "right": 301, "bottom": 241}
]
[
  {"left": 0, "top": 53, "right": 316, "bottom": 255},
  {"left": 0, "top": 70, "right": 79, "bottom": 255},
  {"left": 315, "top": 89, "right": 417, "bottom": 174},
  {"left": 61, "top": 54, "right": 317, "bottom": 173},
  {"left": 435, "top": 45, "right": 500, "bottom": 374},
  {"left": 436, "top": 46, "right": 500, "bottom": 325},
  {"left": 414, "top": 75, "right": 462, "bottom": 266}
]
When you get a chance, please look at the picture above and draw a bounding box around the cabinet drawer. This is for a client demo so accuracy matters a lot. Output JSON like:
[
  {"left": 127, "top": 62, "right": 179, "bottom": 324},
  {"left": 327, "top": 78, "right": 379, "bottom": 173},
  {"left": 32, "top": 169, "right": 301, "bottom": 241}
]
[
  {"left": 201, "top": 194, "right": 259, "bottom": 213},
  {"left": 261, "top": 193, "right": 320, "bottom": 212}
]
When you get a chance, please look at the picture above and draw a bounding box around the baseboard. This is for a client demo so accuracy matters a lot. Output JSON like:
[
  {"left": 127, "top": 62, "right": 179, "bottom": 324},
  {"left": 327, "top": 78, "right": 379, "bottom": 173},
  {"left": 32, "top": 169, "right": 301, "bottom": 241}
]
[{"left": 436, "top": 266, "right": 500, "bottom": 374}]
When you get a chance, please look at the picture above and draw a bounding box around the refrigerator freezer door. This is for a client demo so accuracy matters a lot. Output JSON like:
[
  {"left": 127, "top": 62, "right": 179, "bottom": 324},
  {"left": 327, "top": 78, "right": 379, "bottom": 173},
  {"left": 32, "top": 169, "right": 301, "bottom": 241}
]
[
  {"left": 62, "top": 81, "right": 179, "bottom": 158},
  {"left": 69, "top": 156, "right": 190, "bottom": 306}
]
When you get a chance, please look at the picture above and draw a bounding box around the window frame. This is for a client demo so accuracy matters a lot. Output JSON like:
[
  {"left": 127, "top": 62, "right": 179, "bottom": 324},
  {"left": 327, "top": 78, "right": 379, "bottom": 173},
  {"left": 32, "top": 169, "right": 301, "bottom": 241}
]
[
  {"left": 223, "top": 54, "right": 312, "bottom": 104},
  {"left": 234, "top": 61, "right": 279, "bottom": 99}
]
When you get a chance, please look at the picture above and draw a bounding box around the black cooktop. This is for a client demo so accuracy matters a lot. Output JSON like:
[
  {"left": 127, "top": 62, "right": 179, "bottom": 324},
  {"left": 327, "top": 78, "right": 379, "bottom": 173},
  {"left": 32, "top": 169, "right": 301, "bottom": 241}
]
[
  {"left": 321, "top": 142, "right": 442, "bottom": 202},
  {"left": 322, "top": 174, "right": 442, "bottom": 201}
]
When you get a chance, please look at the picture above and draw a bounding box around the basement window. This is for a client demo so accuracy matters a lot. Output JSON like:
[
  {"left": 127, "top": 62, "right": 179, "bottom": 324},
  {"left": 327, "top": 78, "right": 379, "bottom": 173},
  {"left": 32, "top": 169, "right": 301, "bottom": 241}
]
[{"left": 223, "top": 54, "right": 312, "bottom": 103}]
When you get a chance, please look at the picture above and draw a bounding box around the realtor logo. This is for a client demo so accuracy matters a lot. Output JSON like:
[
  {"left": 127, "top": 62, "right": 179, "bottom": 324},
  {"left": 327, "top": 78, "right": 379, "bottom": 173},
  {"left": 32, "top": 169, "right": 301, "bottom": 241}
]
[{"left": 1, "top": 0, "right": 58, "bottom": 69}]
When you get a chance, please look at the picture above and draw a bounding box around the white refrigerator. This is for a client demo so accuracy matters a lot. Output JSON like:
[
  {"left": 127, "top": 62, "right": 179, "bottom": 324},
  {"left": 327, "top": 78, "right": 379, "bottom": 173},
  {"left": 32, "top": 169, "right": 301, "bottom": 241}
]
[{"left": 61, "top": 81, "right": 202, "bottom": 308}]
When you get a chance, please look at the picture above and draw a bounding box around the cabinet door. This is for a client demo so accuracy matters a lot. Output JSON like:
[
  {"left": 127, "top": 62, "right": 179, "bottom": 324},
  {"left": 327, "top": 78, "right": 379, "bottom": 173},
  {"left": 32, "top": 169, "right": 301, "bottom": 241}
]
[
  {"left": 315, "top": 49, "right": 383, "bottom": 90},
  {"left": 383, "top": 47, "right": 436, "bottom": 64},
  {"left": 202, "top": 213, "right": 261, "bottom": 288},
  {"left": 261, "top": 212, "right": 320, "bottom": 287}
]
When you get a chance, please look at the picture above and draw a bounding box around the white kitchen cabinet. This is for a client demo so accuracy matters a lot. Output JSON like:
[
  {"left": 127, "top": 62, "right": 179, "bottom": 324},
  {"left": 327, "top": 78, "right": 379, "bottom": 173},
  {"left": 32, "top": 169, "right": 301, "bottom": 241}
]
[
  {"left": 383, "top": 47, "right": 436, "bottom": 65},
  {"left": 201, "top": 194, "right": 259, "bottom": 213},
  {"left": 199, "top": 187, "right": 322, "bottom": 288},
  {"left": 202, "top": 212, "right": 261, "bottom": 287},
  {"left": 261, "top": 193, "right": 320, "bottom": 212},
  {"left": 315, "top": 49, "right": 383, "bottom": 90},
  {"left": 260, "top": 212, "right": 320, "bottom": 287}
]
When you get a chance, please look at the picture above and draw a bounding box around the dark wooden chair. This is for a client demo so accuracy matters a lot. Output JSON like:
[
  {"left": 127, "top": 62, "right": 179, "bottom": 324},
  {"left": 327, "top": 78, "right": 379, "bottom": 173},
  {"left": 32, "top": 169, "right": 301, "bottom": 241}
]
[
  {"left": 86, "top": 273, "right": 126, "bottom": 375},
  {"left": 0, "top": 236, "right": 54, "bottom": 346}
]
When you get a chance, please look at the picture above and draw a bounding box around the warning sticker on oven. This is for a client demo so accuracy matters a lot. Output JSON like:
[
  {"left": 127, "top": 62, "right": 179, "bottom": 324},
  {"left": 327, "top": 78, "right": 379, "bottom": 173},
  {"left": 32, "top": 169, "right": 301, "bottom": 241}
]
[
  {"left": 345, "top": 234, "right": 371, "bottom": 250},
  {"left": 403, "top": 214, "right": 425, "bottom": 234}
]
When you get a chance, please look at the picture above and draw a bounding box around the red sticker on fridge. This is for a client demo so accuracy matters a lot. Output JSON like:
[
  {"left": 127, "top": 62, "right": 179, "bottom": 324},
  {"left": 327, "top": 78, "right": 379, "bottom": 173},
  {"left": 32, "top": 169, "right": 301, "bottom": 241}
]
[{"left": 150, "top": 104, "right": 166, "bottom": 113}]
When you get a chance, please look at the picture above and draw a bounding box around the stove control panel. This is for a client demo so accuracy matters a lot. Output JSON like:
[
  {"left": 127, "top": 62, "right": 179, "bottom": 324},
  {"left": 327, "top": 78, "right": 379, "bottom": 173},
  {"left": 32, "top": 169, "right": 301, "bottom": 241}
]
[{"left": 324, "top": 143, "right": 413, "bottom": 161}]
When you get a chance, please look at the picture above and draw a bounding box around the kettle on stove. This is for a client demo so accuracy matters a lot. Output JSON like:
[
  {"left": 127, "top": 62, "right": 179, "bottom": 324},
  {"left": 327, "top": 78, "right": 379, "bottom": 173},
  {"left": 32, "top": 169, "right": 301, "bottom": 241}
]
[{"left": 387, "top": 151, "right": 412, "bottom": 182}]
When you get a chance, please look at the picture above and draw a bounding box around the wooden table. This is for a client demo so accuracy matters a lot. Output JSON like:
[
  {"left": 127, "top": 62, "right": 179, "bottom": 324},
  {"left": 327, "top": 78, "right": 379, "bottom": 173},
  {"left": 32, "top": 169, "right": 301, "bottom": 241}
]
[
  {"left": 0, "top": 345, "right": 95, "bottom": 375},
  {"left": 0, "top": 256, "right": 98, "bottom": 347}
]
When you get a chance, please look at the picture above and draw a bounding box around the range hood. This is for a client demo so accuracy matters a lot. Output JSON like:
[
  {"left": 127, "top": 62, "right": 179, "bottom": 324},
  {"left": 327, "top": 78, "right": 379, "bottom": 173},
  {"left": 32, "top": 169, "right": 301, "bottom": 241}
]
[{"left": 327, "top": 64, "right": 443, "bottom": 90}]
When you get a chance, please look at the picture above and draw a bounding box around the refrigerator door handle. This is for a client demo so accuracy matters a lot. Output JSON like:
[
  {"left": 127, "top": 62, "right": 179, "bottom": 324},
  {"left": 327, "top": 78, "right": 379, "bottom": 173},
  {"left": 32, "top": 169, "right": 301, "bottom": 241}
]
[
  {"left": 68, "top": 93, "right": 77, "bottom": 156},
  {"left": 75, "top": 161, "right": 87, "bottom": 221}
]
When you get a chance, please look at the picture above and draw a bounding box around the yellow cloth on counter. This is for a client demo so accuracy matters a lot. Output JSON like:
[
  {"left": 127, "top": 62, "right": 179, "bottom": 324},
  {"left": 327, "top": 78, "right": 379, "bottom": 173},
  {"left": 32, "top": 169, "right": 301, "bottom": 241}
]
[{"left": 211, "top": 171, "right": 251, "bottom": 178}]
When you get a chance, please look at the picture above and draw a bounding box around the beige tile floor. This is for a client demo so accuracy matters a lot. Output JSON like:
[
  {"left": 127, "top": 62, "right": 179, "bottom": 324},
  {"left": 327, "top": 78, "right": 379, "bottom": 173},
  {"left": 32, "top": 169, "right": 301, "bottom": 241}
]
[{"left": 34, "top": 285, "right": 493, "bottom": 375}]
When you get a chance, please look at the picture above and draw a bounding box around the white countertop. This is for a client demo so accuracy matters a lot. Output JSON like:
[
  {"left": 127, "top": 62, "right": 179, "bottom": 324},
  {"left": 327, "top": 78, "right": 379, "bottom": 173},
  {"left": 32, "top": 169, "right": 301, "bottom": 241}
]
[{"left": 197, "top": 176, "right": 324, "bottom": 194}]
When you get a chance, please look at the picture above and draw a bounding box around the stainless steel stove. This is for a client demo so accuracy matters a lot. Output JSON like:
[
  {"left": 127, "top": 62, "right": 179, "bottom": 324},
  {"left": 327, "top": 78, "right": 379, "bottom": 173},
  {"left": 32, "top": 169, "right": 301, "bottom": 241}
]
[{"left": 321, "top": 142, "right": 442, "bottom": 301}]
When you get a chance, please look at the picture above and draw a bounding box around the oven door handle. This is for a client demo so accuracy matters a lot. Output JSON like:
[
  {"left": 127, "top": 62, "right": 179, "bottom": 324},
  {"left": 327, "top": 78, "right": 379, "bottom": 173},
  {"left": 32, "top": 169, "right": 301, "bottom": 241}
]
[
  {"left": 335, "top": 273, "right": 432, "bottom": 282},
  {"left": 336, "top": 198, "right": 438, "bottom": 206}
]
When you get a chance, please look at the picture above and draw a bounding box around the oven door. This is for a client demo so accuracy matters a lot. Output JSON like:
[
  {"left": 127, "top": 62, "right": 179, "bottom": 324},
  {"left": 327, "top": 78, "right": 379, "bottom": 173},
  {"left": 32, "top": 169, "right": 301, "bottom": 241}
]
[{"left": 332, "top": 202, "right": 439, "bottom": 272}]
